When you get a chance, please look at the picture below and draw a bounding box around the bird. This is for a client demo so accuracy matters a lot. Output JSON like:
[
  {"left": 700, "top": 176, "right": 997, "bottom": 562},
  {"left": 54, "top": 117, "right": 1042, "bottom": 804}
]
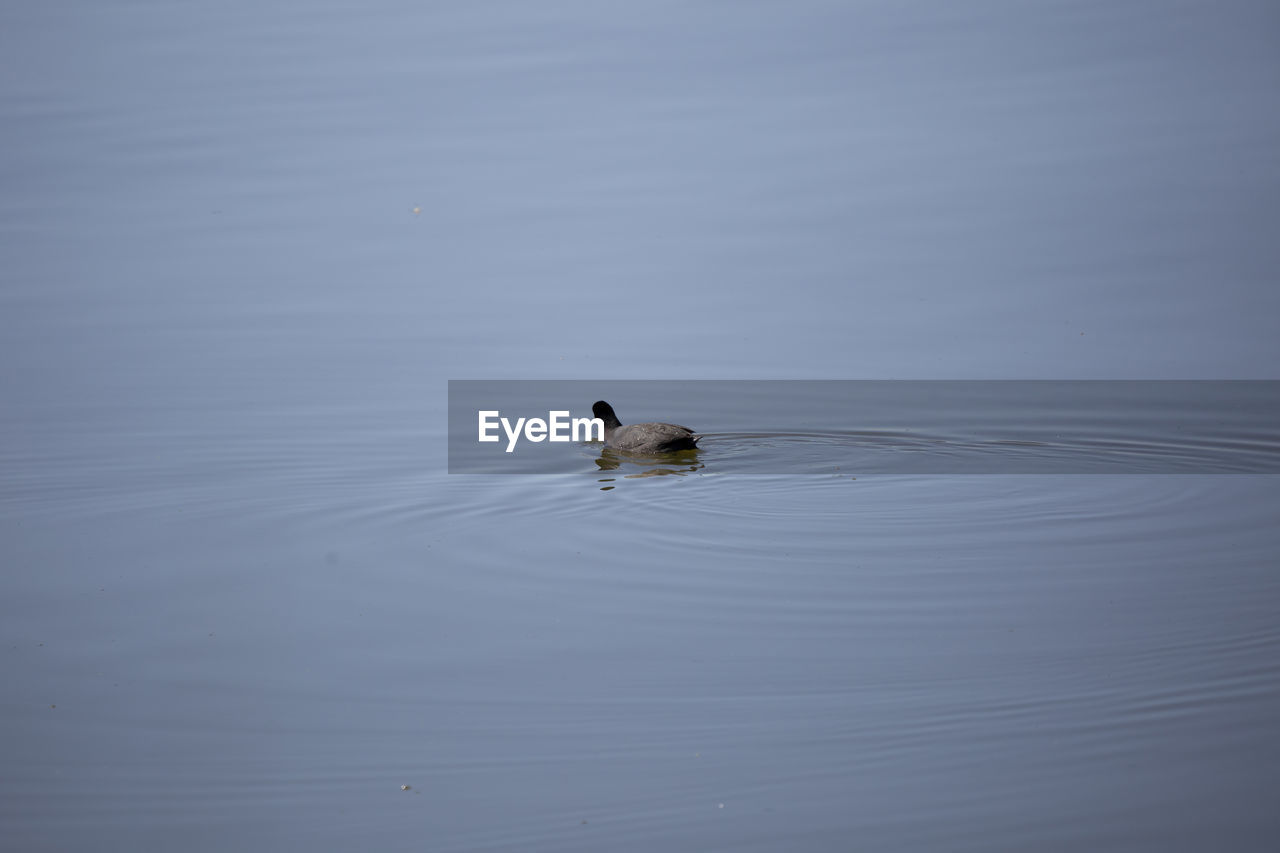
[{"left": 592, "top": 401, "right": 700, "bottom": 453}]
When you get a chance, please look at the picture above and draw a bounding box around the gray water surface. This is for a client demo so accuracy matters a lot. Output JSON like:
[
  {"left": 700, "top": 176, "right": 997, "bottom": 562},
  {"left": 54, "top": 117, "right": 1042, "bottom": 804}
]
[{"left": 3, "top": 2, "right": 1280, "bottom": 851}]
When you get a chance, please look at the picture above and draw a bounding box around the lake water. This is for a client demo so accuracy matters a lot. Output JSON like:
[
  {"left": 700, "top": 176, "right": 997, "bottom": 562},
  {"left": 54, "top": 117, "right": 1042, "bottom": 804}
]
[{"left": 3, "top": 1, "right": 1280, "bottom": 851}]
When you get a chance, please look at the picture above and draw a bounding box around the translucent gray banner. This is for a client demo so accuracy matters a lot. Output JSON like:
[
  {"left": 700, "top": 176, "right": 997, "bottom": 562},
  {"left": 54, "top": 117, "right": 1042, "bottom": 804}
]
[{"left": 447, "top": 381, "right": 1280, "bottom": 474}]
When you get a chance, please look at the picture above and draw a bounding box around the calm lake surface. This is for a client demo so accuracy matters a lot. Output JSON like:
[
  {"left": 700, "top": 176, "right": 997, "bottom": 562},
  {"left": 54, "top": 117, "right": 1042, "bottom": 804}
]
[{"left": 4, "top": 1, "right": 1280, "bottom": 851}]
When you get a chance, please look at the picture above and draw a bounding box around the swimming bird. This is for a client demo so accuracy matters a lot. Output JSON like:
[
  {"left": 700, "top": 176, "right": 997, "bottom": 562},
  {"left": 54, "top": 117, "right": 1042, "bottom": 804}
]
[{"left": 592, "top": 401, "right": 700, "bottom": 453}]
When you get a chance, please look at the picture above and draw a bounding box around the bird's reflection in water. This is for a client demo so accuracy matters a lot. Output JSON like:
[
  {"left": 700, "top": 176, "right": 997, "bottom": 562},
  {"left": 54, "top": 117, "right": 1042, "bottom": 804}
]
[{"left": 595, "top": 446, "right": 704, "bottom": 479}]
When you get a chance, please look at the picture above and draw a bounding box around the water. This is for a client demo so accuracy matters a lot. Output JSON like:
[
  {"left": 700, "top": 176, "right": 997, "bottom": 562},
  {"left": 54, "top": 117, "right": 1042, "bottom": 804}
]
[{"left": 3, "top": 1, "right": 1280, "bottom": 851}]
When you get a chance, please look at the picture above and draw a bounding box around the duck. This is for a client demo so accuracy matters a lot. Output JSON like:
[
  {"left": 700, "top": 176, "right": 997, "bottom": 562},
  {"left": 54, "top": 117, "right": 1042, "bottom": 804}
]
[{"left": 592, "top": 401, "right": 700, "bottom": 453}]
